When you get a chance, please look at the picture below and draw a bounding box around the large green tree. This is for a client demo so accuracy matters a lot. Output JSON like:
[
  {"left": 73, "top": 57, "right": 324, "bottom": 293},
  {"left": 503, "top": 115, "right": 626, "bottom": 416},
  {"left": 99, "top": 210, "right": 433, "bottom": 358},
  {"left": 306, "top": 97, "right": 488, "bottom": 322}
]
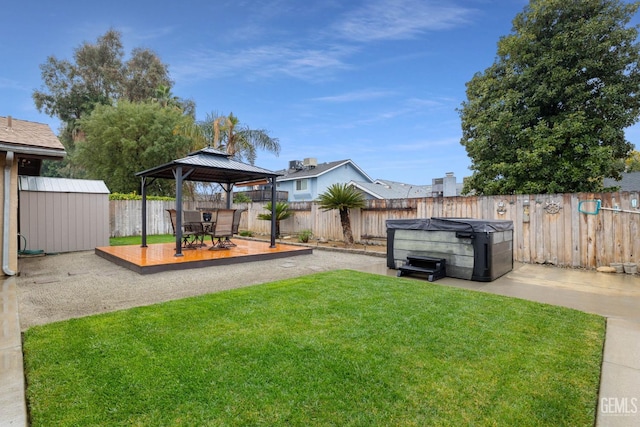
[
  {"left": 76, "top": 101, "right": 192, "bottom": 195},
  {"left": 459, "top": 0, "right": 640, "bottom": 195},
  {"left": 625, "top": 150, "right": 640, "bottom": 172},
  {"left": 317, "top": 183, "right": 365, "bottom": 246},
  {"left": 33, "top": 29, "right": 178, "bottom": 177}
]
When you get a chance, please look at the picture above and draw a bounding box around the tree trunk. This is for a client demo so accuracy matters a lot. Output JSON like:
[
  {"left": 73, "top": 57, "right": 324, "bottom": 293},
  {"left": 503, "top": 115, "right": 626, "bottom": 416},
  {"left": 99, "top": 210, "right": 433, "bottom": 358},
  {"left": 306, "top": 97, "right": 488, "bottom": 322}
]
[{"left": 339, "top": 208, "right": 354, "bottom": 246}]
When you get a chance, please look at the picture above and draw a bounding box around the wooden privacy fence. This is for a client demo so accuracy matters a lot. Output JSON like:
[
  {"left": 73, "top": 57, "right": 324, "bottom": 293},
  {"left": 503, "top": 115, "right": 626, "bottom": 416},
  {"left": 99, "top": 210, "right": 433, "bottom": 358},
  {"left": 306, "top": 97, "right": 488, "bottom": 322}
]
[{"left": 110, "top": 191, "right": 640, "bottom": 269}]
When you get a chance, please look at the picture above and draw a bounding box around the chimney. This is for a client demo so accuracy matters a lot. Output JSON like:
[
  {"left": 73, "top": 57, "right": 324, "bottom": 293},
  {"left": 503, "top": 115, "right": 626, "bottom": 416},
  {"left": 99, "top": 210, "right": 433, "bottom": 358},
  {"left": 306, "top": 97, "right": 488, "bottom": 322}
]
[
  {"left": 443, "top": 172, "right": 457, "bottom": 197},
  {"left": 7, "top": 115, "right": 12, "bottom": 130}
]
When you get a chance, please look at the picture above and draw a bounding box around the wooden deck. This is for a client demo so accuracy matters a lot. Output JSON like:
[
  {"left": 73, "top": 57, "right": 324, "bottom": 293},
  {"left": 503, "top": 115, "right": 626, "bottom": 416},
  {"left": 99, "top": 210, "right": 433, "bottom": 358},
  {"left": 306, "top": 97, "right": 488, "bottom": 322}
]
[{"left": 95, "top": 239, "right": 313, "bottom": 274}]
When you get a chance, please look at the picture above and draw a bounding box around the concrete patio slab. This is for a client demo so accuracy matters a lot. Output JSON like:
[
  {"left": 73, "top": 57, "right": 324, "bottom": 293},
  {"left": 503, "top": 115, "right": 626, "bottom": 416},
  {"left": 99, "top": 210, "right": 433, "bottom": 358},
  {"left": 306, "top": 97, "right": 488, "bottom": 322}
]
[
  {"left": 0, "top": 278, "right": 27, "bottom": 426},
  {"left": 597, "top": 319, "right": 640, "bottom": 426}
]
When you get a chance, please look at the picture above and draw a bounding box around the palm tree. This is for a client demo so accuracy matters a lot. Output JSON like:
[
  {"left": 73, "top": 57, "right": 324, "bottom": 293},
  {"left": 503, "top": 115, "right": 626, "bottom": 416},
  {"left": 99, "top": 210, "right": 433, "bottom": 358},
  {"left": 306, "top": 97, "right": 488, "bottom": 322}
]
[
  {"left": 152, "top": 85, "right": 195, "bottom": 117},
  {"left": 176, "top": 112, "right": 280, "bottom": 203},
  {"left": 218, "top": 112, "right": 280, "bottom": 165},
  {"left": 257, "top": 202, "right": 292, "bottom": 238},
  {"left": 317, "top": 183, "right": 365, "bottom": 246},
  {"left": 178, "top": 112, "right": 280, "bottom": 164},
  {"left": 152, "top": 85, "right": 178, "bottom": 108}
]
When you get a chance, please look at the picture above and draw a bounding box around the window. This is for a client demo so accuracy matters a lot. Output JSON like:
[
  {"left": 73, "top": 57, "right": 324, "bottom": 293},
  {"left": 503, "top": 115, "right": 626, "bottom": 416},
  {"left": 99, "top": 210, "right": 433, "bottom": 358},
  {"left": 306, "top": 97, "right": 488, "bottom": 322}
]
[{"left": 295, "top": 179, "right": 308, "bottom": 191}]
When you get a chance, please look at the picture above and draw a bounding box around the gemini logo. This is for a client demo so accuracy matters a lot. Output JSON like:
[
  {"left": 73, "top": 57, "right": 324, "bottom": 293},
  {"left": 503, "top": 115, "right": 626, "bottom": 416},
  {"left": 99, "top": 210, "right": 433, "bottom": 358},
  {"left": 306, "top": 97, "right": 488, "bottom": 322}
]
[{"left": 600, "top": 397, "right": 638, "bottom": 416}]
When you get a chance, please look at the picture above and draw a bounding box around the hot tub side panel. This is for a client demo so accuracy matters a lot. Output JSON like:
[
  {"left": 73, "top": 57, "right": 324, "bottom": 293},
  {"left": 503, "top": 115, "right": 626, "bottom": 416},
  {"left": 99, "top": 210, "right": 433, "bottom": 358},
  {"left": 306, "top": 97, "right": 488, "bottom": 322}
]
[
  {"left": 390, "top": 229, "right": 475, "bottom": 280},
  {"left": 468, "top": 230, "right": 514, "bottom": 281}
]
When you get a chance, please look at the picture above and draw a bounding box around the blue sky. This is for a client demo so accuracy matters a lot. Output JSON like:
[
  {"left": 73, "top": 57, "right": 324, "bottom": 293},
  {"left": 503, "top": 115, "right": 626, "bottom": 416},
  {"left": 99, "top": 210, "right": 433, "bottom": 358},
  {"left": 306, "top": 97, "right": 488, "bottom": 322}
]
[{"left": 1, "top": 0, "right": 638, "bottom": 185}]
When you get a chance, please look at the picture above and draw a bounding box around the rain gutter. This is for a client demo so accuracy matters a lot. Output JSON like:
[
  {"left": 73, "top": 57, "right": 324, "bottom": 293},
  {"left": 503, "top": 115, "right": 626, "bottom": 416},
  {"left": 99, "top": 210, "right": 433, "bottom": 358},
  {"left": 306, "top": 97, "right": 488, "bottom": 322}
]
[{"left": 3, "top": 151, "right": 15, "bottom": 276}]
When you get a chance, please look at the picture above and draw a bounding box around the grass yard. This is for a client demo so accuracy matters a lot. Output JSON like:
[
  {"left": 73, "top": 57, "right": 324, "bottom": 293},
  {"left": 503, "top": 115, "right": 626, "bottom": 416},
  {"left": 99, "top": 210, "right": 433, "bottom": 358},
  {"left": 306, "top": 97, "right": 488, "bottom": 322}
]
[
  {"left": 109, "top": 234, "right": 175, "bottom": 246},
  {"left": 23, "top": 270, "right": 605, "bottom": 426}
]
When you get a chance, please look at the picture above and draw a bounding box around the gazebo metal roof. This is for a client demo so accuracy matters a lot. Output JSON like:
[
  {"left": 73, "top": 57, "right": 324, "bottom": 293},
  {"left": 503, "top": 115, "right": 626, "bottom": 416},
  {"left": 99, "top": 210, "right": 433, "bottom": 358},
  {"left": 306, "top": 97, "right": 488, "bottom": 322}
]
[
  {"left": 135, "top": 147, "right": 281, "bottom": 183},
  {"left": 136, "top": 147, "right": 282, "bottom": 256}
]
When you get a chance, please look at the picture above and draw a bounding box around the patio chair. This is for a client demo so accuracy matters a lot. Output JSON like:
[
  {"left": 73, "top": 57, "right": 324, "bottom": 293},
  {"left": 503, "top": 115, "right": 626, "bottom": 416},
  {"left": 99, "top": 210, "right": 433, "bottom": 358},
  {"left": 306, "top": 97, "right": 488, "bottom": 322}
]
[
  {"left": 209, "top": 209, "right": 236, "bottom": 250},
  {"left": 166, "top": 209, "right": 202, "bottom": 248},
  {"left": 184, "top": 210, "right": 209, "bottom": 247},
  {"left": 223, "top": 208, "right": 246, "bottom": 247}
]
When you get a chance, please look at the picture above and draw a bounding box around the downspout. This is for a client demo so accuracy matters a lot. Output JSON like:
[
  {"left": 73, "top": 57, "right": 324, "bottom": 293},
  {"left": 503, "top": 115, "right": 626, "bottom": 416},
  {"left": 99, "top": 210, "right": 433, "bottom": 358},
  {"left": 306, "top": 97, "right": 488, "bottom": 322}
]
[{"left": 3, "top": 151, "right": 16, "bottom": 276}]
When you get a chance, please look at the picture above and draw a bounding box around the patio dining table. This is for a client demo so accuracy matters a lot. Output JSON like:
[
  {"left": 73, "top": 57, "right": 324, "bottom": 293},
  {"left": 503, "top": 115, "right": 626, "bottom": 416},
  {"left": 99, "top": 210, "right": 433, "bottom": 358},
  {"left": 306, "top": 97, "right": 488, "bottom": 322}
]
[{"left": 183, "top": 221, "right": 215, "bottom": 248}]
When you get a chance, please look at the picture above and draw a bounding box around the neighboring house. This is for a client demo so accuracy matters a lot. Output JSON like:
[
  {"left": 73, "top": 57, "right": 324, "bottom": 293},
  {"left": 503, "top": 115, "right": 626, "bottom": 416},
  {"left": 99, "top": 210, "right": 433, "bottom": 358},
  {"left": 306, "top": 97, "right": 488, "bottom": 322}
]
[
  {"left": 350, "top": 173, "right": 464, "bottom": 200},
  {"left": 349, "top": 179, "right": 432, "bottom": 200},
  {"left": 0, "top": 116, "right": 66, "bottom": 275},
  {"left": 275, "top": 158, "right": 374, "bottom": 202},
  {"left": 604, "top": 172, "right": 640, "bottom": 191}
]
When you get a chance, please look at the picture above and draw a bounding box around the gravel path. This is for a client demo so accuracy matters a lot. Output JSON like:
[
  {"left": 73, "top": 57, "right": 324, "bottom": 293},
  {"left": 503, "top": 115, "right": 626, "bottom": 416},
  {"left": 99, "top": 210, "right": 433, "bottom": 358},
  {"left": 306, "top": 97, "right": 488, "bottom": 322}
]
[{"left": 16, "top": 249, "right": 388, "bottom": 331}]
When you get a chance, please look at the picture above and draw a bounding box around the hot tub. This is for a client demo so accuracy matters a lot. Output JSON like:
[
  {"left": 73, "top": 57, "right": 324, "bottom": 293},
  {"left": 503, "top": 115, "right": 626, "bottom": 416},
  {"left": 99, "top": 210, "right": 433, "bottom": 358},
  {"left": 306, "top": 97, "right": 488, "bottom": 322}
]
[{"left": 386, "top": 217, "right": 514, "bottom": 282}]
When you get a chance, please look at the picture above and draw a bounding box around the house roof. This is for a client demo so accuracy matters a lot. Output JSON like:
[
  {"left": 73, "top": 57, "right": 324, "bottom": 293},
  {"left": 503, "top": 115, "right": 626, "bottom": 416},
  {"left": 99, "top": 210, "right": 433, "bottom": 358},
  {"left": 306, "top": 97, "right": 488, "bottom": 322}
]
[
  {"left": 604, "top": 172, "right": 640, "bottom": 191},
  {"left": 18, "top": 176, "right": 110, "bottom": 194},
  {"left": 276, "top": 159, "right": 373, "bottom": 182},
  {"left": 350, "top": 179, "right": 433, "bottom": 199},
  {"left": 136, "top": 147, "right": 281, "bottom": 184},
  {"left": 0, "top": 116, "right": 66, "bottom": 159}
]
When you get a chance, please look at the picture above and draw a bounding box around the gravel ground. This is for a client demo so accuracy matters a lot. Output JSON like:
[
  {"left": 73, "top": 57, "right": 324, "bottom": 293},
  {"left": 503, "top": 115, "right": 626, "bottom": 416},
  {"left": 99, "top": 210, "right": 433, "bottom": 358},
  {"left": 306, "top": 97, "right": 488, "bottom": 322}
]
[{"left": 16, "top": 248, "right": 389, "bottom": 331}]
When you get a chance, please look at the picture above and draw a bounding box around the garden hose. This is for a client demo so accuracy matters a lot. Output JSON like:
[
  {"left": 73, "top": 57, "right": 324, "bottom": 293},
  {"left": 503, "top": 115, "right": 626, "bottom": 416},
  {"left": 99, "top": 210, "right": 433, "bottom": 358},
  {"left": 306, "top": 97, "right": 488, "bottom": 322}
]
[{"left": 18, "top": 233, "right": 44, "bottom": 256}]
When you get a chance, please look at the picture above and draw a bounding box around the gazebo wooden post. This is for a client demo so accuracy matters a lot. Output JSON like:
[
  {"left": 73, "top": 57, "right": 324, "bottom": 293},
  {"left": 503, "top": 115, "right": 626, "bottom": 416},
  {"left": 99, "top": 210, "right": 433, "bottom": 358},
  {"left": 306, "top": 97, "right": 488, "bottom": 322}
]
[{"left": 270, "top": 176, "right": 277, "bottom": 248}]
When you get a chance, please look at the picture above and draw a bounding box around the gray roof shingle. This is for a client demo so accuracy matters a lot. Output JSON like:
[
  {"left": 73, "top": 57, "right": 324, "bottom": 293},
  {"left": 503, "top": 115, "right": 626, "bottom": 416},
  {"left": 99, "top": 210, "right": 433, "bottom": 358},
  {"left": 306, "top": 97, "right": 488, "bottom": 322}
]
[
  {"left": 276, "top": 159, "right": 372, "bottom": 182},
  {"left": 604, "top": 172, "right": 640, "bottom": 191},
  {"left": 350, "top": 180, "right": 433, "bottom": 199}
]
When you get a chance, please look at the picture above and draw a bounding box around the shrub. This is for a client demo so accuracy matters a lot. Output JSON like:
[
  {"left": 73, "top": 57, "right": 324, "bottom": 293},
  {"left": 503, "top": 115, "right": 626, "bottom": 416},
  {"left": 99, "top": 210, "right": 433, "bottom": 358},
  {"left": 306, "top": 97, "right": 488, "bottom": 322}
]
[
  {"left": 233, "top": 192, "right": 252, "bottom": 203},
  {"left": 109, "top": 192, "right": 174, "bottom": 201},
  {"left": 298, "top": 229, "right": 313, "bottom": 243}
]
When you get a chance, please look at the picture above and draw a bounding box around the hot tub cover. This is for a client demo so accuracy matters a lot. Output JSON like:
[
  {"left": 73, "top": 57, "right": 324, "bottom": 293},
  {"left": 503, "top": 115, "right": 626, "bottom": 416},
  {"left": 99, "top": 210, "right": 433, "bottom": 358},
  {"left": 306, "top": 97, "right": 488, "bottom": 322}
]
[{"left": 386, "top": 217, "right": 513, "bottom": 233}]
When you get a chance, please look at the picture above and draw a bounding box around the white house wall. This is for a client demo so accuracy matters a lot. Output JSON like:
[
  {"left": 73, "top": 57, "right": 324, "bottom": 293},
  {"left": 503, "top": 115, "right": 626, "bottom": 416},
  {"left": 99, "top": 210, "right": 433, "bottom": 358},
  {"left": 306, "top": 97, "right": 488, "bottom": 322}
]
[
  {"left": 282, "top": 162, "right": 373, "bottom": 202},
  {"left": 315, "top": 163, "right": 371, "bottom": 199}
]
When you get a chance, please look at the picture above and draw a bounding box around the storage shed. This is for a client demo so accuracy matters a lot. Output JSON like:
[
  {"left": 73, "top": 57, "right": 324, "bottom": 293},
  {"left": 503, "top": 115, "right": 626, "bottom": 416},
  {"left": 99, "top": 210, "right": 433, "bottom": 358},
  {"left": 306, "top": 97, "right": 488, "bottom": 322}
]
[
  {"left": 18, "top": 176, "right": 110, "bottom": 253},
  {"left": 387, "top": 217, "right": 514, "bottom": 282}
]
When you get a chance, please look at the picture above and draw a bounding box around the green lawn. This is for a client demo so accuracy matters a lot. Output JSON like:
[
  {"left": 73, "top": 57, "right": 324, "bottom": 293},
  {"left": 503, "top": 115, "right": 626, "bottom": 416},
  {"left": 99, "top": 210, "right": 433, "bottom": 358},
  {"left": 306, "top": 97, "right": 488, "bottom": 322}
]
[
  {"left": 109, "top": 234, "right": 175, "bottom": 246},
  {"left": 23, "top": 270, "right": 604, "bottom": 426}
]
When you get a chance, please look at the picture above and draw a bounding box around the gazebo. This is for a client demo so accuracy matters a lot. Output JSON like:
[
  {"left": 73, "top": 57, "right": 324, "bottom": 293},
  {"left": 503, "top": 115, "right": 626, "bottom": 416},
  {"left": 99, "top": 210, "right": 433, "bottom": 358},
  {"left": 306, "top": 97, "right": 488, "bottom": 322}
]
[{"left": 136, "top": 147, "right": 281, "bottom": 256}]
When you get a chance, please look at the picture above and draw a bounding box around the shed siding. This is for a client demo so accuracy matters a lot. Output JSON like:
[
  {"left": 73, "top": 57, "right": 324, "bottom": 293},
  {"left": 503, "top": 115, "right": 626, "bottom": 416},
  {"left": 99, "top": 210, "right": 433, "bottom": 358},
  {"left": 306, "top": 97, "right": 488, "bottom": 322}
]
[{"left": 19, "top": 191, "right": 109, "bottom": 253}]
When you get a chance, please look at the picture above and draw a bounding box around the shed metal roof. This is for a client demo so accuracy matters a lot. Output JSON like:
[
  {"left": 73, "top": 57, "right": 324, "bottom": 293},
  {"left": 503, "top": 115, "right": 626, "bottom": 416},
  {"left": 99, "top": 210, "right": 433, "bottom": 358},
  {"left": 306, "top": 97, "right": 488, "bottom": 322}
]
[
  {"left": 18, "top": 176, "right": 110, "bottom": 194},
  {"left": 136, "top": 147, "right": 281, "bottom": 183}
]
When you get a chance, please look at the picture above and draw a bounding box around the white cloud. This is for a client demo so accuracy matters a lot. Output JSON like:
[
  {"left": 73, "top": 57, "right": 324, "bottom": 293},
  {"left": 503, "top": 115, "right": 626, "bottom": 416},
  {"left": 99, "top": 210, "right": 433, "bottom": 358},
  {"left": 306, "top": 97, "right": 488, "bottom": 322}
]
[
  {"left": 313, "top": 89, "right": 396, "bottom": 103},
  {"left": 169, "top": 1, "right": 475, "bottom": 85},
  {"left": 333, "top": 0, "right": 474, "bottom": 42},
  {"left": 172, "top": 44, "right": 355, "bottom": 83},
  {"left": 0, "top": 77, "right": 28, "bottom": 91}
]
